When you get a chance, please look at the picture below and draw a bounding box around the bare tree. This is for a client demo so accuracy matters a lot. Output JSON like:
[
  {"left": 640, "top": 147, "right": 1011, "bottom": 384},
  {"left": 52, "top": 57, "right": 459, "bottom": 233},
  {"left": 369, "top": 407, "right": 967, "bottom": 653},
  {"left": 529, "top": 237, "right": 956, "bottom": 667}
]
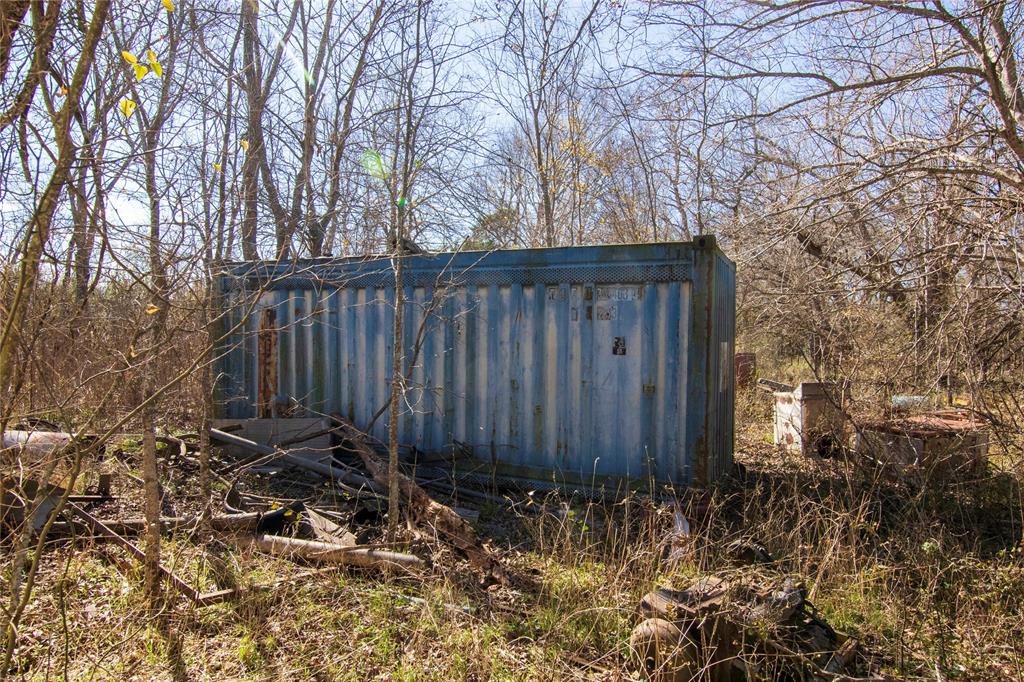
[
  {"left": 623, "top": 0, "right": 1024, "bottom": 428},
  {"left": 0, "top": 0, "right": 111, "bottom": 419},
  {"left": 483, "top": 0, "right": 600, "bottom": 246}
]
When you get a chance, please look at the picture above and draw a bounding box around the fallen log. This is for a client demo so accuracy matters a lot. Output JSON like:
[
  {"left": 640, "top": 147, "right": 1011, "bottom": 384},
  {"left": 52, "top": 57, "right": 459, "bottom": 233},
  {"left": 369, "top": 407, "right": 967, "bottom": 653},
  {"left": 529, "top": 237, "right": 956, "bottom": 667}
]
[
  {"left": 156, "top": 434, "right": 191, "bottom": 464},
  {"left": 252, "top": 534, "right": 424, "bottom": 570},
  {"left": 419, "top": 477, "right": 540, "bottom": 515},
  {"left": 633, "top": 574, "right": 871, "bottom": 680},
  {"left": 452, "top": 506, "right": 480, "bottom": 523},
  {"left": 210, "top": 428, "right": 384, "bottom": 495},
  {"left": 55, "top": 511, "right": 263, "bottom": 537},
  {"left": 825, "top": 638, "right": 859, "bottom": 675},
  {"left": 629, "top": 617, "right": 699, "bottom": 681},
  {"left": 329, "top": 415, "right": 508, "bottom": 585}
]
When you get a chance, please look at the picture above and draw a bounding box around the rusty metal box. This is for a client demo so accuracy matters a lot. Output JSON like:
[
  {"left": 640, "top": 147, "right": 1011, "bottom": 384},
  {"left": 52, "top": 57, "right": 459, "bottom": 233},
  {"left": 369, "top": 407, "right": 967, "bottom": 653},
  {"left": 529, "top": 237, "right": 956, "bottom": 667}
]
[
  {"left": 773, "top": 382, "right": 847, "bottom": 456},
  {"left": 856, "top": 411, "right": 988, "bottom": 481}
]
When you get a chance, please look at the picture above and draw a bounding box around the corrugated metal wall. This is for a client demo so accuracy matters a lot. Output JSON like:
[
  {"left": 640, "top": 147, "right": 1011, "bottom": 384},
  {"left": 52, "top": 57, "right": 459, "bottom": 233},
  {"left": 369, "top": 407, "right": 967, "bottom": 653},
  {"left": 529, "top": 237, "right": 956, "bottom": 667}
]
[{"left": 215, "top": 239, "right": 735, "bottom": 486}]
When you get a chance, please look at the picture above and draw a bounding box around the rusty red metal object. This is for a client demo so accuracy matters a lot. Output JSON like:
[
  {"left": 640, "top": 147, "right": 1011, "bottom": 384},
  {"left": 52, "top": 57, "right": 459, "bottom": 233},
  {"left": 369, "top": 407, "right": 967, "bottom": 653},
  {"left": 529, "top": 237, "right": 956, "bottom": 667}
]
[
  {"left": 734, "top": 352, "right": 756, "bottom": 389},
  {"left": 861, "top": 410, "right": 986, "bottom": 437},
  {"left": 257, "top": 307, "right": 278, "bottom": 418}
]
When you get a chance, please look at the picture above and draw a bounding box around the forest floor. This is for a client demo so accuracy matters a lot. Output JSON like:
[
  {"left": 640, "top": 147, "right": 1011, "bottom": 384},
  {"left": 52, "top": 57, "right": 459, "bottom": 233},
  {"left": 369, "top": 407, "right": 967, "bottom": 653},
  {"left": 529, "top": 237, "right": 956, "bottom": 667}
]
[{"left": 10, "top": 401, "right": 1024, "bottom": 681}]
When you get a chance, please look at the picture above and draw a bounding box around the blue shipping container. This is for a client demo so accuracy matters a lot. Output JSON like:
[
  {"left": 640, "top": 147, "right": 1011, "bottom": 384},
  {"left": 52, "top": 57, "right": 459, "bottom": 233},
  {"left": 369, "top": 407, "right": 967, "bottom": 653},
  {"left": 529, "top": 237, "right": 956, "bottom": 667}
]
[{"left": 214, "top": 237, "right": 735, "bottom": 487}]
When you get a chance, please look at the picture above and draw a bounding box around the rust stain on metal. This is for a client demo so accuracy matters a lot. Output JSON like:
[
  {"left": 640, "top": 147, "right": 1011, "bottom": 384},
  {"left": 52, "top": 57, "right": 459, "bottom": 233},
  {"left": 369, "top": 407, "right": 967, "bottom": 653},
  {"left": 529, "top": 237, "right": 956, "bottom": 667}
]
[
  {"left": 693, "top": 435, "right": 708, "bottom": 485},
  {"left": 257, "top": 307, "right": 278, "bottom": 418},
  {"left": 862, "top": 410, "right": 986, "bottom": 438},
  {"left": 734, "top": 352, "right": 756, "bottom": 389},
  {"left": 856, "top": 409, "right": 989, "bottom": 480},
  {"left": 216, "top": 240, "right": 736, "bottom": 486}
]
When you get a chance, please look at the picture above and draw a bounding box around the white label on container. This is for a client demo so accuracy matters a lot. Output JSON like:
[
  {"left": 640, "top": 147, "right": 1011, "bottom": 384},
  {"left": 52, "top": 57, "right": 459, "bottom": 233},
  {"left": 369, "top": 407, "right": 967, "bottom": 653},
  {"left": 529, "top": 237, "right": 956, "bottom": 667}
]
[
  {"left": 720, "top": 342, "right": 730, "bottom": 392},
  {"left": 596, "top": 286, "right": 641, "bottom": 301}
]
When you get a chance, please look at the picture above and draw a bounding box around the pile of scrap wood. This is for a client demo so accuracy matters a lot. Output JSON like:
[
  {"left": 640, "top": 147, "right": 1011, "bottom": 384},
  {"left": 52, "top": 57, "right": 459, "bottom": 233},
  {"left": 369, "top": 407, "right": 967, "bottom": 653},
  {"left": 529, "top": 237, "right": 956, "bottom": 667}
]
[
  {"left": 630, "top": 574, "right": 873, "bottom": 681},
  {"left": 4, "top": 415, "right": 509, "bottom": 608},
  {"left": 210, "top": 414, "right": 508, "bottom": 584}
]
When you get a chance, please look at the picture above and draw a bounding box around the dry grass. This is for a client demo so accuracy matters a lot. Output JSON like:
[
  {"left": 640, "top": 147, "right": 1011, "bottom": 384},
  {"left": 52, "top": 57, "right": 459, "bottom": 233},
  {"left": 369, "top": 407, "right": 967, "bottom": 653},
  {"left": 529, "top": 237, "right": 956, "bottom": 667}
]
[{"left": 5, "top": 407, "right": 1023, "bottom": 681}]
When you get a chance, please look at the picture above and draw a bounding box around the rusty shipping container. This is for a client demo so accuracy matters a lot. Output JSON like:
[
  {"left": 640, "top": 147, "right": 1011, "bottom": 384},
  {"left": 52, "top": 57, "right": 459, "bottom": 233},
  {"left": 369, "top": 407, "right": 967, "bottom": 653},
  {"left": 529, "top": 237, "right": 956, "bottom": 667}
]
[{"left": 214, "top": 238, "right": 736, "bottom": 487}]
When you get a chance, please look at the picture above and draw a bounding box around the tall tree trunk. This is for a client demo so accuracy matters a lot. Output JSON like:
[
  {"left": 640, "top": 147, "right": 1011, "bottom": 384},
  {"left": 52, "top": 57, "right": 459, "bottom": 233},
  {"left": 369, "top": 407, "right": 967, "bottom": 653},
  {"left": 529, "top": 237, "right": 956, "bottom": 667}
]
[
  {"left": 141, "top": 405, "right": 162, "bottom": 603},
  {"left": 0, "top": 0, "right": 110, "bottom": 662},
  {"left": 142, "top": 132, "right": 168, "bottom": 609},
  {"left": 388, "top": 240, "right": 403, "bottom": 540},
  {"left": 239, "top": 0, "right": 260, "bottom": 260},
  {"left": 199, "top": 285, "right": 214, "bottom": 504},
  {"left": 136, "top": 0, "right": 181, "bottom": 608}
]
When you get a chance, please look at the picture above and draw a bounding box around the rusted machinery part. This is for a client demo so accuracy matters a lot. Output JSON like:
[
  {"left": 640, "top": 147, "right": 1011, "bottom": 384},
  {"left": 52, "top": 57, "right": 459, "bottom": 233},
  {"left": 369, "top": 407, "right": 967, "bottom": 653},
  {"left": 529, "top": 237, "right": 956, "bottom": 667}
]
[{"left": 629, "top": 618, "right": 699, "bottom": 682}]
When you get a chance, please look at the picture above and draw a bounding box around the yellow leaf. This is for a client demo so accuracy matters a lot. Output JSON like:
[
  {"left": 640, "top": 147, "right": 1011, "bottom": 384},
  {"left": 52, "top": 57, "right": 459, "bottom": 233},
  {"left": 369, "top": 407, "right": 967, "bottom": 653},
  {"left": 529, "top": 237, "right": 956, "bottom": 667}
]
[
  {"left": 161, "top": 0, "right": 175, "bottom": 11},
  {"left": 119, "top": 98, "right": 136, "bottom": 117},
  {"left": 121, "top": 50, "right": 138, "bottom": 64},
  {"left": 213, "top": 162, "right": 222, "bottom": 171},
  {"left": 57, "top": 86, "right": 68, "bottom": 97},
  {"left": 145, "top": 304, "right": 160, "bottom": 315},
  {"left": 133, "top": 63, "right": 149, "bottom": 81},
  {"left": 147, "top": 49, "right": 163, "bottom": 77},
  {"left": 239, "top": 139, "right": 249, "bottom": 152}
]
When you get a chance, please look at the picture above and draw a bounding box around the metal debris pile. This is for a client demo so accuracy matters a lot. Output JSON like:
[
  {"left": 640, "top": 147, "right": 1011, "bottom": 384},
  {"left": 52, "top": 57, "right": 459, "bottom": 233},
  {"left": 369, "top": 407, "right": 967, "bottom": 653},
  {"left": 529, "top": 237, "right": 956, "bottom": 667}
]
[{"left": 754, "top": 376, "right": 992, "bottom": 486}]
